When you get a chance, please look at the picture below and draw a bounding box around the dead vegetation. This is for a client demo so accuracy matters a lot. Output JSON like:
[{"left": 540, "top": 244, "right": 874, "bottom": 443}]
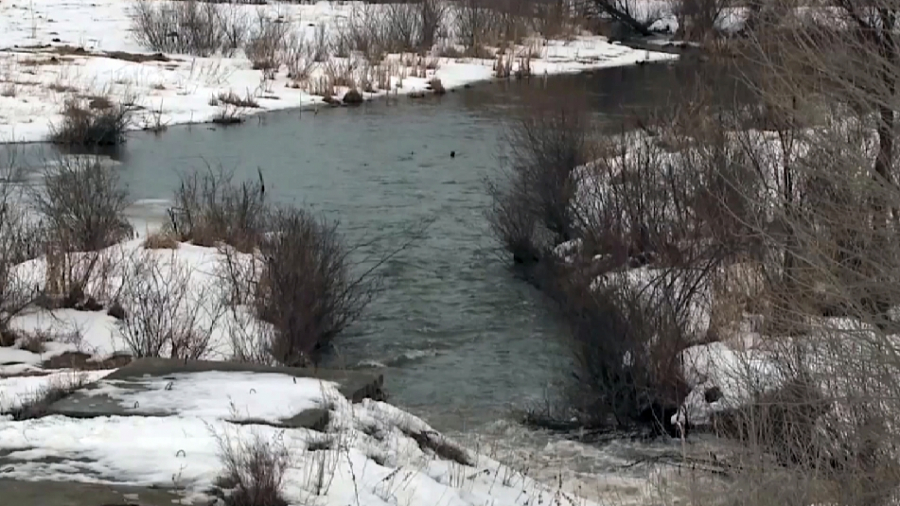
[
  {"left": 126, "top": 0, "right": 585, "bottom": 95},
  {"left": 32, "top": 156, "right": 133, "bottom": 253},
  {"left": 49, "top": 98, "right": 132, "bottom": 146},
  {"left": 212, "top": 429, "right": 290, "bottom": 506},
  {"left": 253, "top": 207, "right": 378, "bottom": 366},
  {"left": 3, "top": 372, "right": 92, "bottom": 420},
  {"left": 129, "top": 0, "right": 247, "bottom": 56},
  {"left": 167, "top": 168, "right": 268, "bottom": 252},
  {"left": 118, "top": 249, "right": 225, "bottom": 359},
  {"left": 485, "top": 1, "right": 900, "bottom": 503}
]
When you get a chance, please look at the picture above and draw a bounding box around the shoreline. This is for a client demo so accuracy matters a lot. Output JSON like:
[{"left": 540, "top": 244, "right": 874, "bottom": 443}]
[
  {"left": 0, "top": 0, "right": 680, "bottom": 145},
  {"left": 0, "top": 48, "right": 680, "bottom": 146}
]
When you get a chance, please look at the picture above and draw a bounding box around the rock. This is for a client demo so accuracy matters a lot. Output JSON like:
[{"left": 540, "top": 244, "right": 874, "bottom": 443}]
[{"left": 342, "top": 88, "right": 363, "bottom": 105}]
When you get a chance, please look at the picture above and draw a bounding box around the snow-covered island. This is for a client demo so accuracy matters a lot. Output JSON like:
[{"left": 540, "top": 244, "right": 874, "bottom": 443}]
[{"left": 0, "top": 0, "right": 680, "bottom": 143}]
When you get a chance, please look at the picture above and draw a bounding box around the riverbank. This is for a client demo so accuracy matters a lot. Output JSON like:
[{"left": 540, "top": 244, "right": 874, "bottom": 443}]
[
  {"left": 0, "top": 0, "right": 678, "bottom": 144},
  {"left": 0, "top": 357, "right": 614, "bottom": 506}
]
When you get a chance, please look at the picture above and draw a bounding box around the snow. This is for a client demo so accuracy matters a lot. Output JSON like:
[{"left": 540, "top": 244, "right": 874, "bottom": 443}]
[
  {"left": 0, "top": 0, "right": 679, "bottom": 143},
  {"left": 86, "top": 371, "right": 339, "bottom": 422},
  {"left": 3, "top": 238, "right": 250, "bottom": 366},
  {"left": 0, "top": 369, "right": 609, "bottom": 506},
  {"left": 0, "top": 368, "right": 114, "bottom": 411}
]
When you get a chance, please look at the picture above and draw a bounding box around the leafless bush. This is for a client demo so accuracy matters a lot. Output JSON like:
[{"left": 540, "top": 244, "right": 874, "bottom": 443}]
[
  {"left": 32, "top": 156, "right": 133, "bottom": 253},
  {"left": 245, "top": 11, "right": 290, "bottom": 73},
  {"left": 335, "top": 3, "right": 390, "bottom": 62},
  {"left": 531, "top": 0, "right": 575, "bottom": 39},
  {"left": 49, "top": 98, "right": 132, "bottom": 146},
  {"left": 454, "top": 0, "right": 503, "bottom": 53},
  {"left": 0, "top": 167, "right": 44, "bottom": 346},
  {"left": 487, "top": 95, "right": 591, "bottom": 264},
  {"left": 383, "top": 0, "right": 448, "bottom": 51},
  {"left": 129, "top": 0, "right": 244, "bottom": 56},
  {"left": 635, "top": 6, "right": 900, "bottom": 500},
  {"left": 212, "top": 103, "right": 249, "bottom": 124},
  {"left": 118, "top": 250, "right": 225, "bottom": 359},
  {"left": 254, "top": 207, "right": 377, "bottom": 366},
  {"left": 283, "top": 32, "right": 318, "bottom": 82},
  {"left": 213, "top": 429, "right": 290, "bottom": 506},
  {"left": 219, "top": 4, "right": 251, "bottom": 54},
  {"left": 167, "top": 167, "right": 268, "bottom": 252},
  {"left": 588, "top": 0, "right": 666, "bottom": 36},
  {"left": 674, "top": 0, "right": 733, "bottom": 40},
  {"left": 550, "top": 266, "right": 704, "bottom": 435},
  {"left": 311, "top": 23, "right": 330, "bottom": 63}
]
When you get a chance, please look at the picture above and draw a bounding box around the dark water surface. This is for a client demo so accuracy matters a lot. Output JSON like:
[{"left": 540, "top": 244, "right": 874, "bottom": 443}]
[{"left": 6, "top": 61, "right": 751, "bottom": 432}]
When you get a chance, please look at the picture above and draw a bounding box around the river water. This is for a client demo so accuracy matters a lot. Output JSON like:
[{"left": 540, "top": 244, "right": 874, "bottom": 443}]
[{"left": 7, "top": 60, "right": 751, "bottom": 503}]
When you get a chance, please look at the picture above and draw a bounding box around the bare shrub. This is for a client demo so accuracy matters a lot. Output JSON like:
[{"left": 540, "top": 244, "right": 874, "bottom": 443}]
[
  {"left": 311, "top": 23, "right": 330, "bottom": 63},
  {"left": 283, "top": 32, "right": 318, "bottom": 82},
  {"left": 167, "top": 167, "right": 268, "bottom": 252},
  {"left": 219, "top": 4, "right": 251, "bottom": 55},
  {"left": 118, "top": 250, "right": 225, "bottom": 359},
  {"left": 213, "top": 429, "right": 290, "bottom": 506},
  {"left": 336, "top": 3, "right": 389, "bottom": 62},
  {"left": 552, "top": 268, "right": 700, "bottom": 435},
  {"left": 129, "top": 0, "right": 242, "bottom": 56},
  {"left": 487, "top": 94, "right": 591, "bottom": 264},
  {"left": 0, "top": 168, "right": 44, "bottom": 346},
  {"left": 49, "top": 98, "right": 132, "bottom": 146},
  {"left": 531, "top": 0, "right": 575, "bottom": 39},
  {"left": 245, "top": 11, "right": 289, "bottom": 73},
  {"left": 627, "top": 6, "right": 900, "bottom": 501},
  {"left": 32, "top": 156, "right": 133, "bottom": 253},
  {"left": 383, "top": 0, "right": 448, "bottom": 52},
  {"left": 454, "top": 0, "right": 502, "bottom": 54},
  {"left": 674, "top": 0, "right": 734, "bottom": 40},
  {"left": 255, "top": 207, "right": 377, "bottom": 366}
]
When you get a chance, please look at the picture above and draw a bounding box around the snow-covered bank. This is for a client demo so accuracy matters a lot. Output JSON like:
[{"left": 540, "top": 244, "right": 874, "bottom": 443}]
[
  {"left": 0, "top": 0, "right": 678, "bottom": 144},
  {"left": 0, "top": 368, "right": 614, "bottom": 506}
]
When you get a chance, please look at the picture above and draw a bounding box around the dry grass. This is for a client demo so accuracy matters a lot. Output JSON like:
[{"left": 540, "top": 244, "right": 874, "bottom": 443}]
[
  {"left": 167, "top": 168, "right": 268, "bottom": 252},
  {"left": 47, "top": 82, "right": 77, "bottom": 93},
  {"left": 143, "top": 230, "right": 180, "bottom": 250},
  {"left": 103, "top": 50, "right": 171, "bottom": 63},
  {"left": 49, "top": 98, "right": 132, "bottom": 146},
  {"left": 216, "top": 90, "right": 260, "bottom": 108},
  {"left": 3, "top": 372, "right": 92, "bottom": 420},
  {"left": 213, "top": 429, "right": 290, "bottom": 506},
  {"left": 17, "top": 330, "right": 48, "bottom": 354}
]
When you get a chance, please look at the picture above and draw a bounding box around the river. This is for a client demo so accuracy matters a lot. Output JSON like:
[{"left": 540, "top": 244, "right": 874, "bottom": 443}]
[{"left": 5, "top": 60, "right": 752, "bottom": 504}]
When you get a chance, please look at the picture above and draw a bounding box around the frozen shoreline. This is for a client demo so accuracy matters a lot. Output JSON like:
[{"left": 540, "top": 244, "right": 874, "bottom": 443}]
[{"left": 0, "top": 0, "right": 679, "bottom": 144}]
